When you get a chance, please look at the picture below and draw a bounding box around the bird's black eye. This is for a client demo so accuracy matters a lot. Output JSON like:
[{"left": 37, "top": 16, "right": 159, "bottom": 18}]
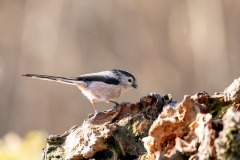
[{"left": 128, "top": 78, "right": 132, "bottom": 82}]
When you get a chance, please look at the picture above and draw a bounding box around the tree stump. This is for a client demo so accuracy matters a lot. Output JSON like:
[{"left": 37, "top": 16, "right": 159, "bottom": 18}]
[{"left": 43, "top": 78, "right": 240, "bottom": 160}]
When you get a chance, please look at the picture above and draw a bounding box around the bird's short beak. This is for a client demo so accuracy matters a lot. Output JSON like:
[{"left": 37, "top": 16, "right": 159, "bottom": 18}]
[{"left": 133, "top": 84, "right": 138, "bottom": 89}]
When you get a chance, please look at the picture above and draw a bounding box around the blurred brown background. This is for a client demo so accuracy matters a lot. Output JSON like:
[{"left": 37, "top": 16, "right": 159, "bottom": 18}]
[{"left": 0, "top": 0, "right": 240, "bottom": 136}]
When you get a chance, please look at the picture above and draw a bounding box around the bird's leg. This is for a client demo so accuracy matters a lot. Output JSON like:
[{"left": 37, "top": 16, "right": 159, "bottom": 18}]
[
  {"left": 109, "top": 100, "right": 119, "bottom": 106},
  {"left": 91, "top": 102, "right": 98, "bottom": 114}
]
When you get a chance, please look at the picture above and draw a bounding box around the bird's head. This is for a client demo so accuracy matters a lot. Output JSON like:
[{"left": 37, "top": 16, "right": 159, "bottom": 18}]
[{"left": 112, "top": 69, "right": 138, "bottom": 90}]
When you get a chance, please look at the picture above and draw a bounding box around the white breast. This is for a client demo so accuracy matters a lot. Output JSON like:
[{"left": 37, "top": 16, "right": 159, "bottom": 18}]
[{"left": 76, "top": 81, "right": 122, "bottom": 103}]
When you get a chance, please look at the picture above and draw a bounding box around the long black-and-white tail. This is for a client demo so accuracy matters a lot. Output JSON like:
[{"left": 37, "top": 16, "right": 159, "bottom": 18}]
[{"left": 22, "top": 74, "right": 77, "bottom": 85}]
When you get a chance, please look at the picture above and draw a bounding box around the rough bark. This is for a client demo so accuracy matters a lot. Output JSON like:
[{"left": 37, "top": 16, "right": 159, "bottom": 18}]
[{"left": 43, "top": 77, "right": 240, "bottom": 160}]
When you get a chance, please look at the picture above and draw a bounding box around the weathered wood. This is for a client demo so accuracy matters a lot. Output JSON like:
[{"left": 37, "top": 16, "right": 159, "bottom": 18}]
[
  {"left": 43, "top": 93, "right": 169, "bottom": 160},
  {"left": 43, "top": 78, "right": 240, "bottom": 160}
]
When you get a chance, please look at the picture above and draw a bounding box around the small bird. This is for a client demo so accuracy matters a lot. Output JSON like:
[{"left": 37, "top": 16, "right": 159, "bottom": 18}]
[{"left": 22, "top": 69, "right": 137, "bottom": 114}]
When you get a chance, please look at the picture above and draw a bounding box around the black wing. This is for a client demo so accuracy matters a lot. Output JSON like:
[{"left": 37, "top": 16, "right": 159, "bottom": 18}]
[{"left": 75, "top": 75, "right": 120, "bottom": 85}]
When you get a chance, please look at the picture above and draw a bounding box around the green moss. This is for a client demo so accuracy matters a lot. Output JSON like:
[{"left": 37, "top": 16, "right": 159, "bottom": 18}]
[{"left": 208, "top": 98, "right": 232, "bottom": 119}]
